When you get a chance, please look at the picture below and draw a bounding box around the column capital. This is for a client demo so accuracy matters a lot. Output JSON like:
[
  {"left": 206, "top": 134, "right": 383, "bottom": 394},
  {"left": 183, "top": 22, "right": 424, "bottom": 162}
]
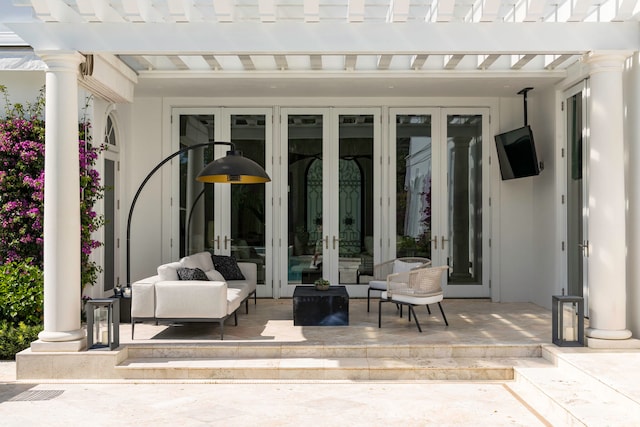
[
  {"left": 584, "top": 51, "right": 632, "bottom": 74},
  {"left": 35, "top": 51, "right": 85, "bottom": 73}
]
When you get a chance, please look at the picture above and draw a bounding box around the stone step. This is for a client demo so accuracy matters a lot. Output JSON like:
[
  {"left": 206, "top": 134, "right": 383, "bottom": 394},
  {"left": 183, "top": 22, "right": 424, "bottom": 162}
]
[
  {"left": 124, "top": 343, "right": 542, "bottom": 360},
  {"left": 116, "top": 355, "right": 547, "bottom": 381},
  {"left": 507, "top": 347, "right": 640, "bottom": 426}
]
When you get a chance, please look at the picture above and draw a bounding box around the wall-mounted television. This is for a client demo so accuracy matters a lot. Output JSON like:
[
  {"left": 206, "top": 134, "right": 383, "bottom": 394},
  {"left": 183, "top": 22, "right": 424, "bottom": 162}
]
[{"left": 494, "top": 125, "right": 541, "bottom": 180}]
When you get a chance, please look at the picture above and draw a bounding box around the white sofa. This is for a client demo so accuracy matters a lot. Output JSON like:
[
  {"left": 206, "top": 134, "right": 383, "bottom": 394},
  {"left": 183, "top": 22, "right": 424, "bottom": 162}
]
[{"left": 131, "top": 251, "right": 257, "bottom": 340}]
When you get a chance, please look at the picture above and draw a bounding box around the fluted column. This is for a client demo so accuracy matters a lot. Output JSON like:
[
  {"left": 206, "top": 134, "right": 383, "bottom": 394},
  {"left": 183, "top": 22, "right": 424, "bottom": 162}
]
[
  {"left": 584, "top": 52, "right": 637, "bottom": 347},
  {"left": 33, "top": 51, "right": 86, "bottom": 351}
]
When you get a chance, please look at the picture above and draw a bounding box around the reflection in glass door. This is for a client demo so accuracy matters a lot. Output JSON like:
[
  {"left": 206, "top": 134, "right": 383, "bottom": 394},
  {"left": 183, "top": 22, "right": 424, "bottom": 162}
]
[
  {"left": 442, "top": 114, "right": 484, "bottom": 292},
  {"left": 392, "top": 109, "right": 489, "bottom": 298},
  {"left": 176, "top": 110, "right": 270, "bottom": 295},
  {"left": 282, "top": 110, "right": 378, "bottom": 296},
  {"left": 566, "top": 83, "right": 589, "bottom": 310}
]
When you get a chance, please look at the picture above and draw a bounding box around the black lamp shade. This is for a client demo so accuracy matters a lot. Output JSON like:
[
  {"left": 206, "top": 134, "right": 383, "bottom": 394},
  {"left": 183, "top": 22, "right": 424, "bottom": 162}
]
[{"left": 196, "top": 150, "right": 271, "bottom": 184}]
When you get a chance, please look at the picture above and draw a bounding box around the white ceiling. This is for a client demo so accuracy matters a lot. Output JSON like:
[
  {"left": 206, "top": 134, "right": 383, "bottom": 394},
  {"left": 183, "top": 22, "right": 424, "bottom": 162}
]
[{"left": 2, "top": 0, "right": 638, "bottom": 98}]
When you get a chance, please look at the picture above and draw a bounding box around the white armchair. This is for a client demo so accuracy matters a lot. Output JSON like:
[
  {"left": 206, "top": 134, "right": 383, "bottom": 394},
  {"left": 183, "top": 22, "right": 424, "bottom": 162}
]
[
  {"left": 377, "top": 265, "right": 449, "bottom": 332},
  {"left": 366, "top": 257, "right": 431, "bottom": 312}
]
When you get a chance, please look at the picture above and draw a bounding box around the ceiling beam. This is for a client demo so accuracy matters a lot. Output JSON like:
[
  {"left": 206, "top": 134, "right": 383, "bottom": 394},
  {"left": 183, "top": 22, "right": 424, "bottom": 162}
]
[
  {"left": 167, "top": 55, "right": 189, "bottom": 70},
  {"left": 304, "top": 0, "right": 320, "bottom": 22},
  {"left": 348, "top": 0, "right": 366, "bottom": 22},
  {"left": 436, "top": 0, "right": 457, "bottom": 22},
  {"left": 213, "top": 0, "right": 234, "bottom": 23},
  {"left": 258, "top": 0, "right": 277, "bottom": 23},
  {"left": 274, "top": 55, "right": 288, "bottom": 70},
  {"left": 444, "top": 54, "right": 465, "bottom": 69},
  {"left": 345, "top": 54, "right": 357, "bottom": 70},
  {"left": 480, "top": 0, "right": 503, "bottom": 22},
  {"left": 410, "top": 54, "right": 429, "bottom": 69},
  {"left": 511, "top": 54, "right": 537, "bottom": 69},
  {"left": 202, "top": 55, "right": 222, "bottom": 70},
  {"left": 614, "top": 0, "right": 639, "bottom": 20},
  {"left": 544, "top": 54, "right": 573, "bottom": 69},
  {"left": 238, "top": 55, "right": 255, "bottom": 70},
  {"left": 310, "top": 55, "right": 322, "bottom": 70},
  {"left": 387, "top": 0, "right": 411, "bottom": 22},
  {"left": 7, "top": 22, "right": 638, "bottom": 54},
  {"left": 377, "top": 54, "right": 393, "bottom": 69},
  {"left": 524, "top": 0, "right": 549, "bottom": 22},
  {"left": 477, "top": 54, "right": 500, "bottom": 69}
]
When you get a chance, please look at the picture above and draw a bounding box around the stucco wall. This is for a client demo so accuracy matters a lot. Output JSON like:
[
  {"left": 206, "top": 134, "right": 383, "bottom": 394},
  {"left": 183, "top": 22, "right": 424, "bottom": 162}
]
[
  {"left": 127, "top": 97, "right": 165, "bottom": 284},
  {"left": 0, "top": 71, "right": 44, "bottom": 113}
]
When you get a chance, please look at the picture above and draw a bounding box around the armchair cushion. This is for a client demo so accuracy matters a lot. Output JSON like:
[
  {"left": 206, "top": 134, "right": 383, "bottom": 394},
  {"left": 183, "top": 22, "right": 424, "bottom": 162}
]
[
  {"left": 393, "top": 259, "right": 424, "bottom": 274},
  {"left": 211, "top": 255, "right": 246, "bottom": 281}
]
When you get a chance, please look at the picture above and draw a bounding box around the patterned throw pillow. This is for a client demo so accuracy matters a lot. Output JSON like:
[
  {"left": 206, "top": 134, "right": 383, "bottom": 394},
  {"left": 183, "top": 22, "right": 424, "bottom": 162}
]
[
  {"left": 211, "top": 255, "right": 245, "bottom": 281},
  {"left": 176, "top": 267, "right": 209, "bottom": 281}
]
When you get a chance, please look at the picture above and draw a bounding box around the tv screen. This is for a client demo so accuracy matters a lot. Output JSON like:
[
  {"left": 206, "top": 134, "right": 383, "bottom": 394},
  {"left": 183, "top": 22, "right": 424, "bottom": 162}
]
[{"left": 494, "top": 125, "right": 540, "bottom": 180}]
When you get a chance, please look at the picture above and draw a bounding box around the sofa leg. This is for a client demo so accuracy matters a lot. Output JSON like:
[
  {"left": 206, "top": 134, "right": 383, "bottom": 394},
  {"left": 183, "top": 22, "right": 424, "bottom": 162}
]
[
  {"left": 245, "top": 298, "right": 249, "bottom": 314},
  {"left": 219, "top": 320, "right": 224, "bottom": 340},
  {"left": 234, "top": 311, "right": 238, "bottom": 326}
]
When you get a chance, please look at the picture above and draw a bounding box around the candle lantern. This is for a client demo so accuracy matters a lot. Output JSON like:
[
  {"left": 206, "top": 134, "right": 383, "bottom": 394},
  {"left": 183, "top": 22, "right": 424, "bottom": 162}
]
[
  {"left": 552, "top": 294, "right": 584, "bottom": 347},
  {"left": 85, "top": 298, "right": 120, "bottom": 350}
]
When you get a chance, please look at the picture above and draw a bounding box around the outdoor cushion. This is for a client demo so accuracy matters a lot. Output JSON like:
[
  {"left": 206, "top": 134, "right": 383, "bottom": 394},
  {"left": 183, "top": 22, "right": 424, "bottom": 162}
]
[
  {"left": 157, "top": 261, "right": 182, "bottom": 281},
  {"left": 392, "top": 259, "right": 423, "bottom": 274},
  {"left": 211, "top": 255, "right": 246, "bottom": 280},
  {"left": 205, "top": 269, "right": 226, "bottom": 281},
  {"left": 177, "top": 267, "right": 209, "bottom": 281}
]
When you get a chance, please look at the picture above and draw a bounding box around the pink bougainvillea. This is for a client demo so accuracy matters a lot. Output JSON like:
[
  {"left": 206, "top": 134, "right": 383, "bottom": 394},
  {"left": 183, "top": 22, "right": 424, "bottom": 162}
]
[{"left": 0, "top": 85, "right": 104, "bottom": 289}]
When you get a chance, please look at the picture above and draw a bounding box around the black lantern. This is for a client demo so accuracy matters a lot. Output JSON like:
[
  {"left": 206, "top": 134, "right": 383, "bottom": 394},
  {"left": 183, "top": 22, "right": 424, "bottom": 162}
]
[
  {"left": 85, "top": 298, "right": 120, "bottom": 350},
  {"left": 552, "top": 294, "right": 584, "bottom": 347}
]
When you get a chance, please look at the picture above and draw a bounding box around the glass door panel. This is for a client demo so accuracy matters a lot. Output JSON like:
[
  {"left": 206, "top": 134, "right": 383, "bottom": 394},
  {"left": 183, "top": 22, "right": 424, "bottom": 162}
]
[
  {"left": 338, "top": 114, "right": 374, "bottom": 285},
  {"left": 565, "top": 82, "right": 589, "bottom": 312},
  {"left": 176, "top": 110, "right": 271, "bottom": 296},
  {"left": 230, "top": 114, "right": 268, "bottom": 286},
  {"left": 440, "top": 112, "right": 488, "bottom": 297},
  {"left": 286, "top": 113, "right": 325, "bottom": 287},
  {"left": 395, "top": 114, "right": 433, "bottom": 260},
  {"left": 393, "top": 109, "right": 489, "bottom": 298},
  {"left": 445, "top": 114, "right": 483, "bottom": 285}
]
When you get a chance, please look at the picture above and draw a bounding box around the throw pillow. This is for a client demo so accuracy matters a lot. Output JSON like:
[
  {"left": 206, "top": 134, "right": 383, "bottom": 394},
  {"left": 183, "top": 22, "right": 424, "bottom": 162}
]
[
  {"left": 176, "top": 267, "right": 209, "bottom": 281},
  {"left": 211, "top": 255, "right": 245, "bottom": 281}
]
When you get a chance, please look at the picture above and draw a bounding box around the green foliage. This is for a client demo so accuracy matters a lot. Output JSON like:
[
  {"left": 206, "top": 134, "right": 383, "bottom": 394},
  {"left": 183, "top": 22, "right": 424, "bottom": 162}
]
[
  {"left": 0, "top": 260, "right": 44, "bottom": 325},
  {"left": 0, "top": 321, "right": 42, "bottom": 360}
]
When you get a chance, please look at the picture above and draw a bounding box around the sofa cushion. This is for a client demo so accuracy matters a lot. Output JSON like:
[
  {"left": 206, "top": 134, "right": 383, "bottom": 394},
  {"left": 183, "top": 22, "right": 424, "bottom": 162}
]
[
  {"left": 177, "top": 267, "right": 209, "bottom": 281},
  {"left": 180, "top": 252, "right": 215, "bottom": 271},
  {"left": 211, "top": 255, "right": 246, "bottom": 280},
  {"left": 205, "top": 269, "right": 226, "bottom": 282},
  {"left": 157, "top": 261, "right": 182, "bottom": 281}
]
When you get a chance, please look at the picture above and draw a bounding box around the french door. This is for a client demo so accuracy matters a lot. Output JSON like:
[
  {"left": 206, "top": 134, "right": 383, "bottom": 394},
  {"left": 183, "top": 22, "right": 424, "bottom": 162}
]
[
  {"left": 390, "top": 108, "right": 491, "bottom": 298},
  {"left": 280, "top": 108, "right": 381, "bottom": 297},
  {"left": 173, "top": 108, "right": 273, "bottom": 297},
  {"left": 565, "top": 82, "right": 589, "bottom": 311}
]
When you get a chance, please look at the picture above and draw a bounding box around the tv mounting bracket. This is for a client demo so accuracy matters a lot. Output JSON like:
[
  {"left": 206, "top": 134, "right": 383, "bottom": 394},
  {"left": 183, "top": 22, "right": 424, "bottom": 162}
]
[
  {"left": 518, "top": 87, "right": 534, "bottom": 126},
  {"left": 517, "top": 87, "right": 543, "bottom": 171}
]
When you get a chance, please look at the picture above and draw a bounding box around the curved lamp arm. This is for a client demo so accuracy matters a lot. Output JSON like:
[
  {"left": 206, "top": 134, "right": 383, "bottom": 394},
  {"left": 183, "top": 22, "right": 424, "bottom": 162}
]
[{"left": 126, "top": 141, "right": 233, "bottom": 287}]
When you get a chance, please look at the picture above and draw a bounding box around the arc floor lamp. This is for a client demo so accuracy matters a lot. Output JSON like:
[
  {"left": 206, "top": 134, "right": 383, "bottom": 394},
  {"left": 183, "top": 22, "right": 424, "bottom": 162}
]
[{"left": 125, "top": 141, "right": 270, "bottom": 288}]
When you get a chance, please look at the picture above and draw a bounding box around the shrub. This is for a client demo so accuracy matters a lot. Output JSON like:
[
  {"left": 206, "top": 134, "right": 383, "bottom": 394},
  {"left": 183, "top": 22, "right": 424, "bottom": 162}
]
[
  {"left": 0, "top": 259, "right": 44, "bottom": 325},
  {"left": 0, "top": 321, "right": 42, "bottom": 360}
]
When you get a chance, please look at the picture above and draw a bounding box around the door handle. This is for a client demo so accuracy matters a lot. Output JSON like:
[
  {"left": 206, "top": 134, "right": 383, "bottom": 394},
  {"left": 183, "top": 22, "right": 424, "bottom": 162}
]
[
  {"left": 213, "top": 236, "right": 220, "bottom": 250},
  {"left": 432, "top": 236, "right": 438, "bottom": 250},
  {"left": 333, "top": 236, "right": 340, "bottom": 250},
  {"left": 323, "top": 235, "right": 329, "bottom": 250},
  {"left": 224, "top": 236, "right": 232, "bottom": 250},
  {"left": 441, "top": 236, "right": 449, "bottom": 248},
  {"left": 578, "top": 241, "right": 589, "bottom": 257}
]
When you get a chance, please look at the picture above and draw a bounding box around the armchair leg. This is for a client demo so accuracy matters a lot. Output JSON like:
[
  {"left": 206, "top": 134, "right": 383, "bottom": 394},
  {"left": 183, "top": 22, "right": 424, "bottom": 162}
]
[
  {"left": 408, "top": 305, "right": 422, "bottom": 333},
  {"left": 378, "top": 298, "right": 382, "bottom": 328},
  {"left": 426, "top": 305, "right": 431, "bottom": 315},
  {"left": 438, "top": 302, "right": 449, "bottom": 326},
  {"left": 367, "top": 288, "right": 372, "bottom": 312}
]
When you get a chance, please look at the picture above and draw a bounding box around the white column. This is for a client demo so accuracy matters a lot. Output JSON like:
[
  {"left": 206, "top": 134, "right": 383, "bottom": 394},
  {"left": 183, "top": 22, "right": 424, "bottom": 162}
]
[
  {"left": 33, "top": 51, "right": 86, "bottom": 351},
  {"left": 584, "top": 52, "right": 636, "bottom": 347}
]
